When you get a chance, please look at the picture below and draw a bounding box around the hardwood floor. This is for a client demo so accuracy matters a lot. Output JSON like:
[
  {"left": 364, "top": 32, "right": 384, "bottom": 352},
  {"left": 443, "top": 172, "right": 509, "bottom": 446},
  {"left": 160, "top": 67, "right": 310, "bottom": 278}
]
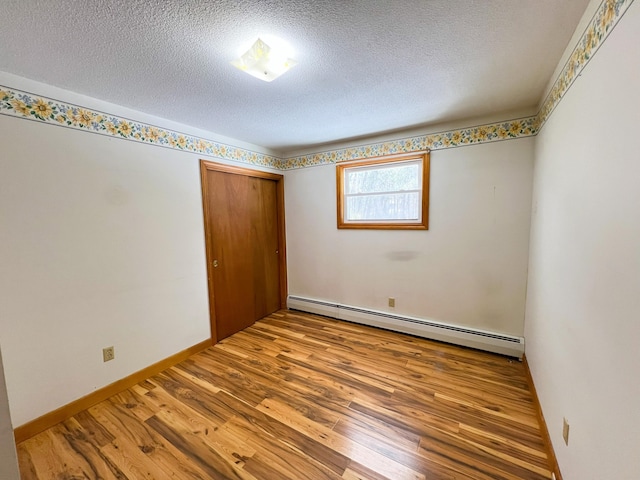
[{"left": 17, "top": 310, "right": 551, "bottom": 479}]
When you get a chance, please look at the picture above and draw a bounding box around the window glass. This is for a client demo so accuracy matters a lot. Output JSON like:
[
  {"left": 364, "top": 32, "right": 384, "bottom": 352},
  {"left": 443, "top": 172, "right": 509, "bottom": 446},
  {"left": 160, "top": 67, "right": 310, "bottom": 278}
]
[{"left": 336, "top": 153, "right": 429, "bottom": 230}]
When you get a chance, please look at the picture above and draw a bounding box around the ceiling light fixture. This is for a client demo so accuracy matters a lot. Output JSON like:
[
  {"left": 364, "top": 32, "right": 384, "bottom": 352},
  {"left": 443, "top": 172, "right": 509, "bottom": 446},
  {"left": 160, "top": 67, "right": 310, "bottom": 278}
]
[{"left": 231, "top": 38, "right": 297, "bottom": 82}]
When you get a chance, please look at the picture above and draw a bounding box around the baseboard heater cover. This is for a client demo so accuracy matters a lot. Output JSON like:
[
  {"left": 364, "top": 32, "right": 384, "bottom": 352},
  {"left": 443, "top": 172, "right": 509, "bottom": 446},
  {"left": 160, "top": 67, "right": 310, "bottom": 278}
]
[{"left": 287, "top": 295, "right": 524, "bottom": 358}]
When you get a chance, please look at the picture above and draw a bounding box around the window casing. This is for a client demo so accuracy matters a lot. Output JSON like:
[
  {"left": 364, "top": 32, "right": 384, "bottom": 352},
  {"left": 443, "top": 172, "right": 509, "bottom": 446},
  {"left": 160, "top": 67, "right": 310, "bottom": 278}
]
[{"left": 336, "top": 152, "right": 430, "bottom": 229}]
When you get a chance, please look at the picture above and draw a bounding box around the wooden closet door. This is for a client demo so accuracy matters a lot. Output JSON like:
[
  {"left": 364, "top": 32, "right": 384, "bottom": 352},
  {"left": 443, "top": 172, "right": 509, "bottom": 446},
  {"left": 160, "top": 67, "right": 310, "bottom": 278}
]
[
  {"left": 249, "top": 176, "right": 281, "bottom": 320},
  {"left": 202, "top": 165, "right": 283, "bottom": 342}
]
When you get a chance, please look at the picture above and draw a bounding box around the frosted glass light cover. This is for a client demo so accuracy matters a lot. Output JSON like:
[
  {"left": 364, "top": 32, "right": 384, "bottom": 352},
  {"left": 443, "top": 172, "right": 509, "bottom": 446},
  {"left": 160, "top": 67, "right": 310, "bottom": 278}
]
[{"left": 231, "top": 38, "right": 297, "bottom": 82}]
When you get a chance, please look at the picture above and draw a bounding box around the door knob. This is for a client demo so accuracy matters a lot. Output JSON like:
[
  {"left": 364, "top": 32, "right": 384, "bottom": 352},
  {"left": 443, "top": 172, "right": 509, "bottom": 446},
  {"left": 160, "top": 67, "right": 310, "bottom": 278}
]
[{"left": 213, "top": 259, "right": 219, "bottom": 268}]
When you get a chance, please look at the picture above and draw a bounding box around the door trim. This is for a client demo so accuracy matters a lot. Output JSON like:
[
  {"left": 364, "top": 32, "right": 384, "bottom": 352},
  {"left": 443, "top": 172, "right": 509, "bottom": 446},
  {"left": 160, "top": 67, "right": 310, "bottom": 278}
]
[{"left": 200, "top": 160, "right": 287, "bottom": 344}]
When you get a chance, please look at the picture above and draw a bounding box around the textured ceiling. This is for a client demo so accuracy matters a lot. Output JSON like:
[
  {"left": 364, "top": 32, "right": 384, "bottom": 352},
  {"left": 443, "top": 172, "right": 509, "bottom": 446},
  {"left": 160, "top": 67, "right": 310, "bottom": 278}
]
[{"left": 1, "top": 0, "right": 589, "bottom": 154}]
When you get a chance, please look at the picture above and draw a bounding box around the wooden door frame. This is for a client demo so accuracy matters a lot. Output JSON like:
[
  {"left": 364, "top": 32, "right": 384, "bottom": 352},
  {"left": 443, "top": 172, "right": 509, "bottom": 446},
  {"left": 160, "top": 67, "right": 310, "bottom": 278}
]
[{"left": 200, "top": 160, "right": 288, "bottom": 344}]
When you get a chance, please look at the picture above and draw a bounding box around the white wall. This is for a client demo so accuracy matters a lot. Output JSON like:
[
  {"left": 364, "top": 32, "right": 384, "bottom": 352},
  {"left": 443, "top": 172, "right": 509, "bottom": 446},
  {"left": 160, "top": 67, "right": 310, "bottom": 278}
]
[
  {"left": 285, "top": 138, "right": 534, "bottom": 336},
  {"left": 0, "top": 76, "right": 284, "bottom": 429},
  {"left": 525, "top": 1, "right": 640, "bottom": 479},
  {"left": 0, "top": 348, "right": 19, "bottom": 479},
  {"left": 0, "top": 115, "right": 212, "bottom": 426}
]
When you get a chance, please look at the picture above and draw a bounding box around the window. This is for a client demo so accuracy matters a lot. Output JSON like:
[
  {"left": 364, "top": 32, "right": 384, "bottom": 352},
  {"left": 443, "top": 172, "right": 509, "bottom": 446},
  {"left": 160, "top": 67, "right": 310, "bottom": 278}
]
[{"left": 336, "top": 152, "right": 430, "bottom": 229}]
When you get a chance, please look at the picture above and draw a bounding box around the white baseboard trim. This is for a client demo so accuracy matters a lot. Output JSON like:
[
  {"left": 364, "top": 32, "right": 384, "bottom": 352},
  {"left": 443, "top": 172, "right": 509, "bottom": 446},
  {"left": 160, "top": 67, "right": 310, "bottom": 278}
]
[{"left": 287, "top": 295, "right": 524, "bottom": 358}]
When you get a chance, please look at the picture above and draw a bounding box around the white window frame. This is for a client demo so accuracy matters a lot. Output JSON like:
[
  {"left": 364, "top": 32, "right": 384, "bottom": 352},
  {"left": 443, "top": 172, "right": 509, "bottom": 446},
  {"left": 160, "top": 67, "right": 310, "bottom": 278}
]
[{"left": 336, "top": 152, "right": 430, "bottom": 230}]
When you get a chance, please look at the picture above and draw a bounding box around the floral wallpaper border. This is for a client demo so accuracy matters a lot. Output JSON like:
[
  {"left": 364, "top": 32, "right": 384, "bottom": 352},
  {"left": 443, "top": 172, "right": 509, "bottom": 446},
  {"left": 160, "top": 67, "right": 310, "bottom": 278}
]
[
  {"left": 0, "top": 0, "right": 632, "bottom": 171},
  {"left": 0, "top": 88, "right": 282, "bottom": 169},
  {"left": 281, "top": 116, "right": 539, "bottom": 169},
  {"left": 537, "top": 0, "right": 633, "bottom": 126},
  {"left": 281, "top": 0, "right": 634, "bottom": 169}
]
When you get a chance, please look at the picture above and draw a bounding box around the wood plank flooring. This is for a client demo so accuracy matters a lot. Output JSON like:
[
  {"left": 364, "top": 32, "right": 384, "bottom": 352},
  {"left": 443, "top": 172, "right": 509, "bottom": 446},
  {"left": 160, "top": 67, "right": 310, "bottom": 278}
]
[{"left": 17, "top": 310, "right": 551, "bottom": 479}]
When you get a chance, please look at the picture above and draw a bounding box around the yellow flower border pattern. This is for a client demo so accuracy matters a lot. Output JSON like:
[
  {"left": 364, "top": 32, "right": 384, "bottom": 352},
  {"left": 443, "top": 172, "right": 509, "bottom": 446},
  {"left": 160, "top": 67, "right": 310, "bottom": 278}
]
[
  {"left": 0, "top": 88, "right": 539, "bottom": 169},
  {"left": 0, "top": 88, "right": 281, "bottom": 169},
  {"left": 281, "top": 0, "right": 634, "bottom": 169},
  {"left": 0, "top": 0, "right": 633, "bottom": 171},
  {"left": 538, "top": 0, "right": 632, "bottom": 125},
  {"left": 282, "top": 116, "right": 539, "bottom": 169}
]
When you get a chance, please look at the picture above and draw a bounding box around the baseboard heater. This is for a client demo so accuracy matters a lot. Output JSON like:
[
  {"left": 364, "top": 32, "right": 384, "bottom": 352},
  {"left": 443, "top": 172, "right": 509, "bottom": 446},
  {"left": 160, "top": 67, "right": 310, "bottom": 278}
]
[{"left": 287, "top": 295, "right": 524, "bottom": 358}]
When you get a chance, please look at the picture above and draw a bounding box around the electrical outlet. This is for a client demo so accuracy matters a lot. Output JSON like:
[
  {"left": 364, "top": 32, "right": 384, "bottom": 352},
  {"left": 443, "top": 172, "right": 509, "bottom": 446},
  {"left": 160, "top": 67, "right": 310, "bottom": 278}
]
[
  {"left": 388, "top": 297, "right": 395, "bottom": 308},
  {"left": 103, "top": 346, "right": 115, "bottom": 362},
  {"left": 562, "top": 418, "right": 570, "bottom": 445}
]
